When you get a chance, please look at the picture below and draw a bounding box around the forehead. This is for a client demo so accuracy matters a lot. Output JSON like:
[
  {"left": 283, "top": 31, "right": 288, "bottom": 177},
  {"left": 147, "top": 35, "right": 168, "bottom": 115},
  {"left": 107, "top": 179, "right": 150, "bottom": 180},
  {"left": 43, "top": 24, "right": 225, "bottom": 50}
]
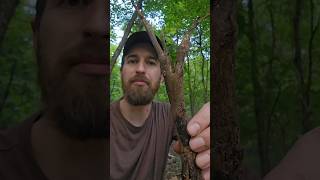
[{"left": 125, "top": 43, "right": 157, "bottom": 57}]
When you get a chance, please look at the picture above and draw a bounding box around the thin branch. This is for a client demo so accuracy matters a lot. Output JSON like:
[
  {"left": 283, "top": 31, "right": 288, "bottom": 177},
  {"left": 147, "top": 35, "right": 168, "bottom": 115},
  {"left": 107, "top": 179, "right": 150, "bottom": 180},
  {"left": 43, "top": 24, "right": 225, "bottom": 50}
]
[
  {"left": 197, "top": 25, "right": 208, "bottom": 102},
  {"left": 132, "top": 2, "right": 172, "bottom": 77},
  {"left": 176, "top": 13, "right": 210, "bottom": 75},
  {"left": 266, "top": 83, "right": 282, "bottom": 146},
  {"left": 110, "top": 0, "right": 143, "bottom": 72}
]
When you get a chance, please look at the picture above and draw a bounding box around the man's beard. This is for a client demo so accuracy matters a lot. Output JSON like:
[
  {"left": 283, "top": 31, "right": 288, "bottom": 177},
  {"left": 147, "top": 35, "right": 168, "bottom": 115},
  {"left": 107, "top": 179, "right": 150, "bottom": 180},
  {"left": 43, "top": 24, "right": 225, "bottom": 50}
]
[
  {"left": 37, "top": 41, "right": 108, "bottom": 140},
  {"left": 122, "top": 74, "right": 160, "bottom": 106}
]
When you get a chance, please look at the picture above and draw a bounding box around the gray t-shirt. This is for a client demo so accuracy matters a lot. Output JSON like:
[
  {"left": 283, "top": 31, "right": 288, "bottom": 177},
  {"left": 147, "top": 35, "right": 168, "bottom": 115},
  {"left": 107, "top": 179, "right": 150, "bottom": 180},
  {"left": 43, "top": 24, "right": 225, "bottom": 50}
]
[{"left": 110, "top": 100, "right": 175, "bottom": 180}]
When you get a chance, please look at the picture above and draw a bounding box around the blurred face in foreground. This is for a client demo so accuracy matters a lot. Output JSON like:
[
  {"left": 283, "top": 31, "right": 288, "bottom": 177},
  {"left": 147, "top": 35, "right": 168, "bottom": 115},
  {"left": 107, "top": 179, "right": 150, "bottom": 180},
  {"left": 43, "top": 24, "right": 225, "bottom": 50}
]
[
  {"left": 121, "top": 43, "right": 162, "bottom": 106},
  {"left": 33, "top": 0, "right": 108, "bottom": 139}
]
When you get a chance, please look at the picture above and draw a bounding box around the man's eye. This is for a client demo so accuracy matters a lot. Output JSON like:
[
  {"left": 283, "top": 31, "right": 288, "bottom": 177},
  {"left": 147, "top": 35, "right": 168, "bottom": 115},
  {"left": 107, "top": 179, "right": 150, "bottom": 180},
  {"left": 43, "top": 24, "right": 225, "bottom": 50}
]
[
  {"left": 127, "top": 59, "right": 137, "bottom": 64},
  {"left": 147, "top": 59, "right": 157, "bottom": 65}
]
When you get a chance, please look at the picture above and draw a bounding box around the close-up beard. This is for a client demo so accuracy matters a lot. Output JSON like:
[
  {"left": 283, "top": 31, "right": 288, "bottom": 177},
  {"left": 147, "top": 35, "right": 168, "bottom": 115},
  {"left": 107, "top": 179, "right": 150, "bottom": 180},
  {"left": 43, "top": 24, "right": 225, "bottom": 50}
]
[
  {"left": 122, "top": 75, "right": 160, "bottom": 106},
  {"left": 37, "top": 41, "right": 108, "bottom": 140},
  {"left": 51, "top": 75, "right": 107, "bottom": 140}
]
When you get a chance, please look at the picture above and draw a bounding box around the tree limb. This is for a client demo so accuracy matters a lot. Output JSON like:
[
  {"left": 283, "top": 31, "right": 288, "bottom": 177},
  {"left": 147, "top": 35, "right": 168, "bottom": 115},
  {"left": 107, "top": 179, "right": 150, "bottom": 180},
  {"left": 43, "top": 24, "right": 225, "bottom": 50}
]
[
  {"left": 110, "top": 0, "right": 143, "bottom": 72},
  {"left": 176, "top": 14, "right": 209, "bottom": 75}
]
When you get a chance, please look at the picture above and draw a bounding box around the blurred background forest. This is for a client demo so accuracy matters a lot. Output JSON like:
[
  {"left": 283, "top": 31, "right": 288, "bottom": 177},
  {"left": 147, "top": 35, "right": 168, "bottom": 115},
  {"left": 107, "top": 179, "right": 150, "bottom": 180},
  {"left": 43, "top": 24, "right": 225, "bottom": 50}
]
[
  {"left": 1, "top": 0, "right": 320, "bottom": 179},
  {"left": 0, "top": 0, "right": 40, "bottom": 128},
  {"left": 237, "top": 0, "right": 320, "bottom": 178}
]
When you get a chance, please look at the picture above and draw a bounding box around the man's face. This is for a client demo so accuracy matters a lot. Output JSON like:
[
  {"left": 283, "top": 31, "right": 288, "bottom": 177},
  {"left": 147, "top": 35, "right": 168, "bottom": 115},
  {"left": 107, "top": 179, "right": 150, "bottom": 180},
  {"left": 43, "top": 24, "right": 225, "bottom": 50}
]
[
  {"left": 121, "top": 43, "right": 162, "bottom": 105},
  {"left": 33, "top": 0, "right": 108, "bottom": 139}
]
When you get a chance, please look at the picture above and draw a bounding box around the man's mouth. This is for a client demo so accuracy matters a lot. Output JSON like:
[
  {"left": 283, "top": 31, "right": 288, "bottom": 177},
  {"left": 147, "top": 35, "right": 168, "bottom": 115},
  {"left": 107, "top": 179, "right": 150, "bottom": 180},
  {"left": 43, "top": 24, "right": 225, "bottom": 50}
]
[{"left": 132, "top": 80, "right": 148, "bottom": 86}]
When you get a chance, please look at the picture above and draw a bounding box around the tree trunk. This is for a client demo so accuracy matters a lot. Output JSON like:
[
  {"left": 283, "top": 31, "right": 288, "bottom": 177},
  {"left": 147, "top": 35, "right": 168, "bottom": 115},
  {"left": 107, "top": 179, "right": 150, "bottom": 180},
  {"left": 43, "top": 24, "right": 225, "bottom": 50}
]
[
  {"left": 212, "top": 0, "right": 243, "bottom": 179},
  {"left": 0, "top": 0, "right": 20, "bottom": 48}
]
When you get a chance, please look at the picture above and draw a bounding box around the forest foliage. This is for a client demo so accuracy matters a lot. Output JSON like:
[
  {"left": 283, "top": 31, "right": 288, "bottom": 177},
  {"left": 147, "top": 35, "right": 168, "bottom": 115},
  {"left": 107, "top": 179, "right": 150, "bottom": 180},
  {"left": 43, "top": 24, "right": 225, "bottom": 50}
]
[
  {"left": 0, "top": 1, "right": 40, "bottom": 128},
  {"left": 237, "top": 0, "right": 320, "bottom": 177}
]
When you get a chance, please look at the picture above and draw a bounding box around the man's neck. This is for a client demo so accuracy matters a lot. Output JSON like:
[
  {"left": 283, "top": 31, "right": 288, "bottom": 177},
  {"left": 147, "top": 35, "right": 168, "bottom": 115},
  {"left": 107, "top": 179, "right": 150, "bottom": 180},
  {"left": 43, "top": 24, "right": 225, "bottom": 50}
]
[
  {"left": 119, "top": 98, "right": 152, "bottom": 127},
  {"left": 31, "top": 112, "right": 106, "bottom": 180}
]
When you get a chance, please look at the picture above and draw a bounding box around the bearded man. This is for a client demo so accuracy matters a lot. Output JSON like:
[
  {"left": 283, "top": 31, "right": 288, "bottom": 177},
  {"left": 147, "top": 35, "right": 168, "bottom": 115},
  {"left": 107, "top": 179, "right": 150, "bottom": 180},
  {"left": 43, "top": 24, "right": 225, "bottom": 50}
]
[{"left": 110, "top": 31, "right": 211, "bottom": 180}]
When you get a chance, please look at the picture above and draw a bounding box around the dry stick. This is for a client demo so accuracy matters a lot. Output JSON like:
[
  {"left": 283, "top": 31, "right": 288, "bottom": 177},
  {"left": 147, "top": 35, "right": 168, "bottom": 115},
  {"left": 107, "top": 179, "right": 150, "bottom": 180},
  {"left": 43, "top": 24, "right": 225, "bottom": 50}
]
[
  {"left": 110, "top": 0, "right": 143, "bottom": 72},
  {"left": 168, "top": 14, "right": 209, "bottom": 180},
  {"left": 132, "top": 3, "right": 209, "bottom": 180}
]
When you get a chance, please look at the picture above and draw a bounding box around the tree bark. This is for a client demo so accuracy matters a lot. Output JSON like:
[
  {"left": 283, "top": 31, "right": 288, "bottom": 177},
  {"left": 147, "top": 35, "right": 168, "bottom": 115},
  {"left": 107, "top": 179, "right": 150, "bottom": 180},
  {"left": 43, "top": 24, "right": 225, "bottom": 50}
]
[
  {"left": 212, "top": 0, "right": 243, "bottom": 179},
  {"left": 0, "top": 0, "right": 20, "bottom": 48}
]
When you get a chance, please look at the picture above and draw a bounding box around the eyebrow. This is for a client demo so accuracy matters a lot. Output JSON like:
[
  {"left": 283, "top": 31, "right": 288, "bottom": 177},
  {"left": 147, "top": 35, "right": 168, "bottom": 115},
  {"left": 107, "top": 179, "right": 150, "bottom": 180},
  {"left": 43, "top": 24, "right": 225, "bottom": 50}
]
[
  {"left": 126, "top": 55, "right": 138, "bottom": 59},
  {"left": 126, "top": 54, "right": 157, "bottom": 59}
]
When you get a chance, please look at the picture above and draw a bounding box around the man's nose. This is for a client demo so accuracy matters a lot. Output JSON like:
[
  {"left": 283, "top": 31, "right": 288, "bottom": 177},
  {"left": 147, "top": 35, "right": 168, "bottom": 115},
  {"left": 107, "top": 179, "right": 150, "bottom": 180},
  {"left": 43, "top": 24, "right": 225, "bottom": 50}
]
[
  {"left": 136, "top": 62, "right": 146, "bottom": 73},
  {"left": 83, "top": 0, "right": 108, "bottom": 39}
]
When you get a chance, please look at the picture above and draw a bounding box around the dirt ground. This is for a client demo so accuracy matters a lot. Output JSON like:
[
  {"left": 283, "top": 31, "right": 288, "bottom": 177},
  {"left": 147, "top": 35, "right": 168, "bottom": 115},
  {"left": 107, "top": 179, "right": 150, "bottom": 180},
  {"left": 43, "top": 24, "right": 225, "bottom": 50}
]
[{"left": 164, "top": 144, "right": 182, "bottom": 180}]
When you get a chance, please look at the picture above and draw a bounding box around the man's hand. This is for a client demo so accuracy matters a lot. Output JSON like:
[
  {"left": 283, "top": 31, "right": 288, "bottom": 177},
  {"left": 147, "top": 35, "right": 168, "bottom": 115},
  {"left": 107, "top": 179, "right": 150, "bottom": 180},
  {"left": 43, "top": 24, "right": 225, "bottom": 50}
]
[
  {"left": 188, "top": 102, "right": 210, "bottom": 180},
  {"left": 174, "top": 102, "right": 210, "bottom": 180},
  {"left": 173, "top": 103, "right": 210, "bottom": 180}
]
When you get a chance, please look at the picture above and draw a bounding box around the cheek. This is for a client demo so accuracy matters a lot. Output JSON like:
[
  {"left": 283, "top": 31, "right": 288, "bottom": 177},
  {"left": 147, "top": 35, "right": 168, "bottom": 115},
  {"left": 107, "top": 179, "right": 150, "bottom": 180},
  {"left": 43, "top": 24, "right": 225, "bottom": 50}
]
[
  {"left": 120, "top": 73, "right": 128, "bottom": 86},
  {"left": 121, "top": 70, "right": 132, "bottom": 81},
  {"left": 150, "top": 72, "right": 161, "bottom": 84},
  {"left": 155, "top": 71, "right": 162, "bottom": 80}
]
